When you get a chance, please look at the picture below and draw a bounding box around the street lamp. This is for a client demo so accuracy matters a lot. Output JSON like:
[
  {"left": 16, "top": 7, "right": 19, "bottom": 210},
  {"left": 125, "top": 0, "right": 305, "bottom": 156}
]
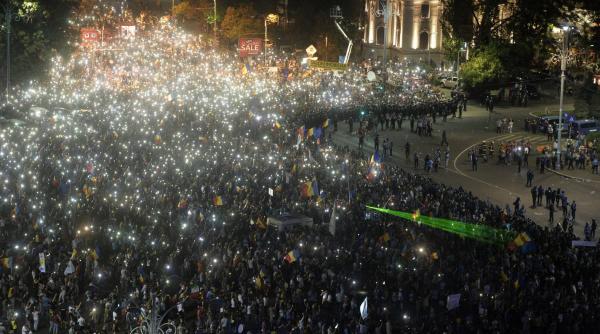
[
  {"left": 557, "top": 25, "right": 571, "bottom": 170},
  {"left": 456, "top": 42, "right": 467, "bottom": 85},
  {"left": 264, "top": 13, "right": 279, "bottom": 66},
  {"left": 1, "top": 1, "right": 17, "bottom": 103},
  {"left": 213, "top": 0, "right": 217, "bottom": 39}
]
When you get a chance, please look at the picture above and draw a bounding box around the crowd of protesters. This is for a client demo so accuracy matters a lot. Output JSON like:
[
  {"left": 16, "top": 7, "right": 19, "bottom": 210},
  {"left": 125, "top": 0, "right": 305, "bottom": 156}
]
[
  {"left": 523, "top": 117, "right": 600, "bottom": 175},
  {"left": 1, "top": 23, "right": 599, "bottom": 334}
]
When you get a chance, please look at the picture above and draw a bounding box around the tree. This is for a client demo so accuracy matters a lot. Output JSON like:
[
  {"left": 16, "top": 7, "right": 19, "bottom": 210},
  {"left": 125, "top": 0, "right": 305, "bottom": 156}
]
[
  {"left": 441, "top": 0, "right": 579, "bottom": 68},
  {"left": 173, "top": 0, "right": 216, "bottom": 33},
  {"left": 220, "top": 4, "right": 262, "bottom": 42},
  {"left": 0, "top": 0, "right": 78, "bottom": 89},
  {"left": 460, "top": 44, "right": 506, "bottom": 91}
]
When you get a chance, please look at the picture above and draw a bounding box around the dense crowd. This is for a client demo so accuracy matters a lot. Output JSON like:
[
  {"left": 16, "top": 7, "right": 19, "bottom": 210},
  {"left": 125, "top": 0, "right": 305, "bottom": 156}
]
[{"left": 1, "top": 24, "right": 599, "bottom": 334}]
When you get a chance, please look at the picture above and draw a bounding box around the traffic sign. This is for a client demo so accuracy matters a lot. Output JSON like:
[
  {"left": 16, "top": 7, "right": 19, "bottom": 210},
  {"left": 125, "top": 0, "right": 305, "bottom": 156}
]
[{"left": 306, "top": 45, "right": 317, "bottom": 57}]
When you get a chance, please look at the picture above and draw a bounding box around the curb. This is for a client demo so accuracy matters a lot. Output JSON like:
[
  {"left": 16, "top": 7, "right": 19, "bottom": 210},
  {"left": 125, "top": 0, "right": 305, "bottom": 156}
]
[{"left": 546, "top": 167, "right": 600, "bottom": 184}]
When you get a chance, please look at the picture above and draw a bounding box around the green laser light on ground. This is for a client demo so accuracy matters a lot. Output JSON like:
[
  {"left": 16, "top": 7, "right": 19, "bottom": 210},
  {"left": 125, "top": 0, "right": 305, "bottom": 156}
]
[{"left": 366, "top": 205, "right": 515, "bottom": 245}]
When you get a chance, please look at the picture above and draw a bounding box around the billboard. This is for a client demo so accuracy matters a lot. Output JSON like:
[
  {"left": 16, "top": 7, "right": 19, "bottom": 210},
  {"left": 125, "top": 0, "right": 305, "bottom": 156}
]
[
  {"left": 121, "top": 26, "right": 136, "bottom": 38},
  {"left": 308, "top": 60, "right": 348, "bottom": 71},
  {"left": 80, "top": 28, "right": 99, "bottom": 44},
  {"left": 239, "top": 38, "right": 263, "bottom": 57}
]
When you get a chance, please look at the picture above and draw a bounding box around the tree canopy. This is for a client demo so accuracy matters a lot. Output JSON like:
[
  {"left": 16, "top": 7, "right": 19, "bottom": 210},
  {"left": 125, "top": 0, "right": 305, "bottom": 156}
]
[
  {"left": 0, "top": 0, "right": 78, "bottom": 89},
  {"left": 220, "top": 3, "right": 262, "bottom": 41}
]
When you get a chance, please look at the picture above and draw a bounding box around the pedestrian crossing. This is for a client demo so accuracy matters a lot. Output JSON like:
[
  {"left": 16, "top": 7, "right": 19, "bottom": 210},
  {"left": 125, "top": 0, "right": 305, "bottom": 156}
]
[{"left": 488, "top": 132, "right": 554, "bottom": 151}]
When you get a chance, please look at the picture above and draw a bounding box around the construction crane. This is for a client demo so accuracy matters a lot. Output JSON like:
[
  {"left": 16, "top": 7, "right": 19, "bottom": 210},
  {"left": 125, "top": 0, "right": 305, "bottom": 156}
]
[{"left": 330, "top": 6, "right": 353, "bottom": 65}]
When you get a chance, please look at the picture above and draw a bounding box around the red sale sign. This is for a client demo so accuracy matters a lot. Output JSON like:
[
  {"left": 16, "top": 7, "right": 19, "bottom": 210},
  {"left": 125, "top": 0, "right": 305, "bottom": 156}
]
[
  {"left": 80, "top": 28, "right": 100, "bottom": 43},
  {"left": 239, "top": 38, "right": 263, "bottom": 57}
]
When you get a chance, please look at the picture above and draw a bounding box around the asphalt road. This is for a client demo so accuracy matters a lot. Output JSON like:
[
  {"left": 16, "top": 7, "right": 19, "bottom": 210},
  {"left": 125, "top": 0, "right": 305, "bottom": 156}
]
[{"left": 332, "top": 94, "right": 599, "bottom": 238}]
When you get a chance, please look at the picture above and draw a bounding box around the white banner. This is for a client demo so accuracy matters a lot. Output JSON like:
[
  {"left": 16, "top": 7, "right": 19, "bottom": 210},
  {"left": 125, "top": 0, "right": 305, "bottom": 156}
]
[
  {"left": 572, "top": 240, "right": 597, "bottom": 247},
  {"left": 360, "top": 297, "right": 368, "bottom": 319},
  {"left": 64, "top": 261, "right": 75, "bottom": 275}
]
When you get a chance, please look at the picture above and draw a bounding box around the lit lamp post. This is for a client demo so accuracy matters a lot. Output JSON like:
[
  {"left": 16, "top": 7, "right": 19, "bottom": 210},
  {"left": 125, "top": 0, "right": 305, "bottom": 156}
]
[
  {"left": 456, "top": 42, "right": 467, "bottom": 86},
  {"left": 264, "top": 13, "right": 279, "bottom": 66},
  {"left": 213, "top": 0, "right": 217, "bottom": 39},
  {"left": 557, "top": 25, "right": 571, "bottom": 170},
  {"left": 1, "top": 1, "right": 17, "bottom": 102}
]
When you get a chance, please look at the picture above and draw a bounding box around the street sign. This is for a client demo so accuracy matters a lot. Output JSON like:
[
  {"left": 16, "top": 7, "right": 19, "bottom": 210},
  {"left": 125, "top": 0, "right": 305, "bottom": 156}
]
[
  {"left": 306, "top": 45, "right": 317, "bottom": 57},
  {"left": 308, "top": 59, "right": 347, "bottom": 71},
  {"left": 239, "top": 38, "right": 263, "bottom": 57}
]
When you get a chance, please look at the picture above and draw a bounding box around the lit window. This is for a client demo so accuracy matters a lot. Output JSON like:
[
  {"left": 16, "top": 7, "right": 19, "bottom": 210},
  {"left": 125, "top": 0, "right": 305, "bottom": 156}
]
[{"left": 421, "top": 4, "right": 430, "bottom": 18}]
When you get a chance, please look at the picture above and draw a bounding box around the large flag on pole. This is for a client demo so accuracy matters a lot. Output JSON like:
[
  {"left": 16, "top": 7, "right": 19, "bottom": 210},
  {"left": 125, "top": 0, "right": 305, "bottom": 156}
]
[{"left": 360, "top": 297, "right": 368, "bottom": 319}]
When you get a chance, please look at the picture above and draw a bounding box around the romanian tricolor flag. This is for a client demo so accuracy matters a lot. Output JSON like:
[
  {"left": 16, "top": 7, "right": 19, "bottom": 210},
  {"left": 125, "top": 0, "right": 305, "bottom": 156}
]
[
  {"left": 241, "top": 63, "right": 251, "bottom": 76},
  {"left": 322, "top": 119, "right": 330, "bottom": 128},
  {"left": 284, "top": 249, "right": 300, "bottom": 263},
  {"left": 177, "top": 198, "right": 188, "bottom": 209},
  {"left": 297, "top": 126, "right": 305, "bottom": 139},
  {"left": 507, "top": 232, "right": 531, "bottom": 251},
  {"left": 378, "top": 232, "right": 391, "bottom": 244},
  {"left": 307, "top": 127, "right": 314, "bottom": 138},
  {"left": 370, "top": 151, "right": 381, "bottom": 165},
  {"left": 312, "top": 179, "right": 319, "bottom": 197},
  {"left": 213, "top": 196, "right": 224, "bottom": 206},
  {"left": 300, "top": 181, "right": 313, "bottom": 198},
  {"left": 366, "top": 166, "right": 378, "bottom": 182},
  {"left": 89, "top": 249, "right": 98, "bottom": 261},
  {"left": 255, "top": 275, "right": 264, "bottom": 289},
  {"left": 412, "top": 209, "right": 421, "bottom": 221},
  {"left": 1, "top": 257, "right": 13, "bottom": 269},
  {"left": 256, "top": 217, "right": 267, "bottom": 229},
  {"left": 514, "top": 232, "right": 531, "bottom": 246}
]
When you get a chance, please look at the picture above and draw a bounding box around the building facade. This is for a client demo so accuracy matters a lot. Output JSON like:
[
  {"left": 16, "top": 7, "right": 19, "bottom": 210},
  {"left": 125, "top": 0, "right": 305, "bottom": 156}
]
[{"left": 363, "top": 0, "right": 445, "bottom": 65}]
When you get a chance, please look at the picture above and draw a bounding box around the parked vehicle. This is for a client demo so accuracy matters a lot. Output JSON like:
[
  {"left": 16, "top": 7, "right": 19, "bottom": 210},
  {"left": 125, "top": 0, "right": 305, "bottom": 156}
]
[
  {"left": 442, "top": 77, "right": 459, "bottom": 89},
  {"left": 571, "top": 119, "right": 600, "bottom": 136},
  {"left": 538, "top": 115, "right": 560, "bottom": 133}
]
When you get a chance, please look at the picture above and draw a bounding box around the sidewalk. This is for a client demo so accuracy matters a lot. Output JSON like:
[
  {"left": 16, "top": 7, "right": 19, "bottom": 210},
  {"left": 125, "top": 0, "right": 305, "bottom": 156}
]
[{"left": 546, "top": 166, "right": 600, "bottom": 183}]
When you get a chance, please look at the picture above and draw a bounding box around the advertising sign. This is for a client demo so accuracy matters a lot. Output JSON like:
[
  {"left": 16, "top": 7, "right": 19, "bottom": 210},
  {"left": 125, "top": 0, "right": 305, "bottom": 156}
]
[
  {"left": 80, "top": 28, "right": 99, "bottom": 44},
  {"left": 239, "top": 38, "right": 263, "bottom": 57},
  {"left": 121, "top": 25, "right": 136, "bottom": 38},
  {"left": 308, "top": 59, "right": 347, "bottom": 71}
]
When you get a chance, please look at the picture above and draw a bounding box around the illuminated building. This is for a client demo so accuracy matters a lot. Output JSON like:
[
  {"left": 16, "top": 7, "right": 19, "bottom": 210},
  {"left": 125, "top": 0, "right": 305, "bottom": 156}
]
[{"left": 362, "top": 0, "right": 444, "bottom": 65}]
